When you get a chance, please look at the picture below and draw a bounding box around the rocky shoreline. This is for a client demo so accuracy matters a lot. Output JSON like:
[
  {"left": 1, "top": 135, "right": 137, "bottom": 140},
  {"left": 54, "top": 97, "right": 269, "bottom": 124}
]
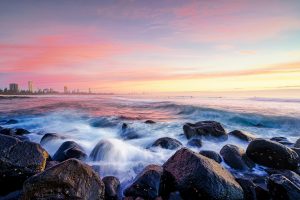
[{"left": 0, "top": 120, "right": 300, "bottom": 200}]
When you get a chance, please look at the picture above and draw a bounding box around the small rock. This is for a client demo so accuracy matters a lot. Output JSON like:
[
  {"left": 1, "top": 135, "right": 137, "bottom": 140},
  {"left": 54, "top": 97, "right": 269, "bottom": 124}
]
[
  {"left": 246, "top": 138, "right": 299, "bottom": 170},
  {"left": 22, "top": 159, "right": 105, "bottom": 200},
  {"left": 152, "top": 137, "right": 182, "bottom": 150},
  {"left": 220, "top": 144, "right": 255, "bottom": 170},
  {"left": 187, "top": 138, "right": 202, "bottom": 147},
  {"left": 183, "top": 121, "right": 227, "bottom": 139},
  {"left": 124, "top": 165, "right": 164, "bottom": 200},
  {"left": 145, "top": 120, "right": 156, "bottom": 124},
  {"left": 199, "top": 150, "right": 222, "bottom": 163},
  {"left": 52, "top": 141, "right": 87, "bottom": 162},
  {"left": 229, "top": 130, "right": 256, "bottom": 142}
]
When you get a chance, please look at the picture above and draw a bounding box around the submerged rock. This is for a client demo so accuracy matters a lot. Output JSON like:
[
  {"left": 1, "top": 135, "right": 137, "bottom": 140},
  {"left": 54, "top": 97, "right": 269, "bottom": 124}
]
[
  {"left": 145, "top": 120, "right": 156, "bottom": 124},
  {"left": 270, "top": 137, "right": 293, "bottom": 146},
  {"left": 220, "top": 144, "right": 255, "bottom": 170},
  {"left": 52, "top": 141, "right": 87, "bottom": 162},
  {"left": 187, "top": 138, "right": 202, "bottom": 147},
  {"left": 0, "top": 134, "right": 49, "bottom": 195},
  {"left": 246, "top": 139, "right": 299, "bottom": 170},
  {"left": 199, "top": 150, "right": 222, "bottom": 163},
  {"left": 268, "top": 174, "right": 300, "bottom": 200},
  {"left": 163, "top": 148, "right": 244, "bottom": 200},
  {"left": 229, "top": 130, "right": 256, "bottom": 142},
  {"left": 5, "top": 119, "right": 18, "bottom": 124},
  {"left": 40, "top": 133, "right": 66, "bottom": 145},
  {"left": 152, "top": 137, "right": 182, "bottom": 150},
  {"left": 102, "top": 176, "right": 121, "bottom": 200},
  {"left": 183, "top": 121, "right": 227, "bottom": 139},
  {"left": 22, "top": 158, "right": 105, "bottom": 200},
  {"left": 120, "top": 123, "right": 140, "bottom": 140},
  {"left": 124, "top": 165, "right": 164, "bottom": 200}
]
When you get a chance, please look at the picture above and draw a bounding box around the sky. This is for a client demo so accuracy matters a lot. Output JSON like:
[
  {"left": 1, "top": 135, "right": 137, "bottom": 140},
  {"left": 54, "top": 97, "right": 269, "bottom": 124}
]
[{"left": 0, "top": 0, "right": 300, "bottom": 94}]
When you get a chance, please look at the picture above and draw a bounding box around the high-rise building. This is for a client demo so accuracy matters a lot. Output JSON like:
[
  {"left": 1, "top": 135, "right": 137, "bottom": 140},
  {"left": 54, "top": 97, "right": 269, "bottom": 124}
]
[
  {"left": 28, "top": 81, "right": 33, "bottom": 93},
  {"left": 64, "top": 86, "right": 68, "bottom": 94},
  {"left": 9, "top": 83, "right": 19, "bottom": 93},
  {"left": 88, "top": 88, "right": 91, "bottom": 94}
]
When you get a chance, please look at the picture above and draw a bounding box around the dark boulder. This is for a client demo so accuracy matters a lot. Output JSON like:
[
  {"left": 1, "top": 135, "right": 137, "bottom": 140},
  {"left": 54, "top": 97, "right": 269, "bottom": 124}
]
[
  {"left": 40, "top": 133, "right": 66, "bottom": 145},
  {"left": 183, "top": 121, "right": 227, "bottom": 139},
  {"left": 199, "top": 150, "right": 222, "bottom": 163},
  {"left": 152, "top": 137, "right": 182, "bottom": 150},
  {"left": 229, "top": 130, "right": 256, "bottom": 142},
  {"left": 6, "top": 119, "right": 18, "bottom": 124},
  {"left": 220, "top": 144, "right": 255, "bottom": 170},
  {"left": 163, "top": 148, "right": 244, "bottom": 200},
  {"left": 14, "top": 128, "right": 30, "bottom": 135},
  {"left": 0, "top": 128, "right": 14, "bottom": 136},
  {"left": 246, "top": 139, "right": 299, "bottom": 170},
  {"left": 145, "top": 120, "right": 156, "bottom": 124},
  {"left": 22, "top": 158, "right": 105, "bottom": 200},
  {"left": 236, "top": 178, "right": 270, "bottom": 200},
  {"left": 295, "top": 138, "right": 300, "bottom": 148},
  {"left": 103, "top": 176, "right": 121, "bottom": 200},
  {"left": 0, "top": 134, "right": 49, "bottom": 195},
  {"left": 268, "top": 174, "right": 300, "bottom": 200},
  {"left": 121, "top": 123, "right": 140, "bottom": 140},
  {"left": 124, "top": 165, "right": 164, "bottom": 200},
  {"left": 270, "top": 137, "right": 293, "bottom": 146},
  {"left": 187, "top": 138, "right": 202, "bottom": 147},
  {"left": 52, "top": 141, "right": 87, "bottom": 162}
]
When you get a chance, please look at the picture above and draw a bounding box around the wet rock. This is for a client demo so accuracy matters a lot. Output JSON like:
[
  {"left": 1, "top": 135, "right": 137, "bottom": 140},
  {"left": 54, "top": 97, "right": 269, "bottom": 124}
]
[
  {"left": 14, "top": 135, "right": 30, "bottom": 141},
  {"left": 236, "top": 178, "right": 270, "bottom": 200},
  {"left": 295, "top": 138, "right": 300, "bottom": 148},
  {"left": 168, "top": 191, "right": 183, "bottom": 200},
  {"left": 266, "top": 169, "right": 300, "bottom": 186},
  {"left": 270, "top": 137, "right": 293, "bottom": 146},
  {"left": 246, "top": 138, "right": 299, "bottom": 170},
  {"left": 145, "top": 120, "right": 156, "bottom": 124},
  {"left": 22, "top": 158, "right": 105, "bottom": 200},
  {"left": 14, "top": 128, "right": 30, "bottom": 135},
  {"left": 152, "top": 137, "right": 182, "bottom": 150},
  {"left": 183, "top": 121, "right": 227, "bottom": 139},
  {"left": 0, "top": 134, "right": 49, "bottom": 195},
  {"left": 0, "top": 128, "right": 14, "bottom": 136},
  {"left": 6, "top": 119, "right": 18, "bottom": 124},
  {"left": 90, "top": 139, "right": 113, "bottom": 161},
  {"left": 187, "top": 138, "right": 202, "bottom": 147},
  {"left": 229, "top": 130, "right": 256, "bottom": 142},
  {"left": 292, "top": 148, "right": 300, "bottom": 158},
  {"left": 40, "top": 133, "right": 66, "bottom": 145},
  {"left": 163, "top": 148, "right": 244, "bottom": 200},
  {"left": 220, "top": 144, "right": 255, "bottom": 170},
  {"left": 103, "top": 176, "right": 121, "bottom": 200},
  {"left": 199, "top": 150, "right": 222, "bottom": 163},
  {"left": 45, "top": 160, "right": 60, "bottom": 169},
  {"left": 52, "top": 141, "right": 87, "bottom": 162},
  {"left": 121, "top": 123, "right": 140, "bottom": 140},
  {"left": 268, "top": 174, "right": 300, "bottom": 200},
  {"left": 90, "top": 117, "right": 118, "bottom": 128},
  {"left": 124, "top": 165, "right": 164, "bottom": 200}
]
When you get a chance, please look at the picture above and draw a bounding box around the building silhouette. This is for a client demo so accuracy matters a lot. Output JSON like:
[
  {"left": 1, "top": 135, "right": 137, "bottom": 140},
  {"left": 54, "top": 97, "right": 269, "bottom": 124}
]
[
  {"left": 9, "top": 83, "right": 18, "bottom": 93},
  {"left": 28, "top": 81, "right": 33, "bottom": 93},
  {"left": 64, "top": 86, "right": 68, "bottom": 94}
]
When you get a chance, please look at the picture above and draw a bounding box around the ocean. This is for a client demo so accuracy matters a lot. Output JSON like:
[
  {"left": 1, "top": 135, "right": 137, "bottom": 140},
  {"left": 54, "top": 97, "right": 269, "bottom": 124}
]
[{"left": 1, "top": 94, "right": 300, "bottom": 190}]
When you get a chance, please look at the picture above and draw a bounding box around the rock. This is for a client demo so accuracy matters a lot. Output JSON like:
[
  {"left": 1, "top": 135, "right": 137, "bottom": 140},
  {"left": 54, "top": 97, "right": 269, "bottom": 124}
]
[
  {"left": 168, "top": 191, "right": 183, "bottom": 200},
  {"left": 40, "top": 133, "right": 66, "bottom": 145},
  {"left": 52, "top": 141, "right": 87, "bottom": 162},
  {"left": 90, "top": 139, "right": 113, "bottom": 161},
  {"left": 124, "top": 165, "right": 164, "bottom": 200},
  {"left": 152, "top": 137, "right": 182, "bottom": 150},
  {"left": 22, "top": 159, "right": 105, "bottom": 200},
  {"left": 14, "top": 135, "right": 30, "bottom": 141},
  {"left": 145, "top": 120, "right": 156, "bottom": 124},
  {"left": 90, "top": 117, "right": 118, "bottom": 128},
  {"left": 236, "top": 178, "right": 270, "bottom": 200},
  {"left": 268, "top": 174, "right": 300, "bottom": 200},
  {"left": 266, "top": 169, "right": 300, "bottom": 186},
  {"left": 0, "top": 134, "right": 49, "bottom": 195},
  {"left": 14, "top": 128, "right": 30, "bottom": 135},
  {"left": 103, "top": 176, "right": 121, "bottom": 200},
  {"left": 270, "top": 137, "right": 293, "bottom": 146},
  {"left": 295, "top": 138, "right": 300, "bottom": 148},
  {"left": 45, "top": 161, "right": 60, "bottom": 169},
  {"left": 183, "top": 121, "right": 227, "bottom": 139},
  {"left": 292, "top": 148, "right": 300, "bottom": 158},
  {"left": 0, "top": 128, "right": 14, "bottom": 135},
  {"left": 229, "top": 130, "right": 256, "bottom": 142},
  {"left": 246, "top": 139, "right": 299, "bottom": 170},
  {"left": 163, "top": 148, "right": 244, "bottom": 200},
  {"left": 220, "top": 144, "right": 255, "bottom": 170},
  {"left": 121, "top": 123, "right": 139, "bottom": 140},
  {"left": 6, "top": 119, "right": 18, "bottom": 124},
  {"left": 187, "top": 138, "right": 202, "bottom": 147},
  {"left": 199, "top": 150, "right": 222, "bottom": 163}
]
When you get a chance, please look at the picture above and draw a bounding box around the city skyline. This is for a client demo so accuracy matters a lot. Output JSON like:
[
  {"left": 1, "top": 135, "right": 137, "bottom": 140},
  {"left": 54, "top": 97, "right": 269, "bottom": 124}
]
[{"left": 1, "top": 0, "right": 300, "bottom": 94}]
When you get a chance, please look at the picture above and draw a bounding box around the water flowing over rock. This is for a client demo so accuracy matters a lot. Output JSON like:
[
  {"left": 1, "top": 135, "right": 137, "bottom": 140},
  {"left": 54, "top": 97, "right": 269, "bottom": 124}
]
[
  {"left": 120, "top": 123, "right": 140, "bottom": 140},
  {"left": 163, "top": 148, "right": 244, "bottom": 200},
  {"left": 90, "top": 139, "right": 114, "bottom": 161},
  {"left": 220, "top": 144, "right": 255, "bottom": 170},
  {"left": 52, "top": 141, "right": 87, "bottom": 162},
  {"left": 22, "top": 158, "right": 105, "bottom": 200},
  {"left": 124, "top": 165, "right": 164, "bottom": 200},
  {"left": 199, "top": 150, "right": 222, "bottom": 163},
  {"left": 183, "top": 121, "right": 227, "bottom": 139},
  {"left": 187, "top": 138, "right": 202, "bottom": 147},
  {"left": 270, "top": 137, "right": 293, "bottom": 146},
  {"left": 152, "top": 137, "right": 182, "bottom": 150},
  {"left": 0, "top": 134, "right": 49, "bottom": 195},
  {"left": 229, "top": 130, "right": 256, "bottom": 142},
  {"left": 246, "top": 138, "right": 299, "bottom": 170},
  {"left": 40, "top": 133, "right": 66, "bottom": 145}
]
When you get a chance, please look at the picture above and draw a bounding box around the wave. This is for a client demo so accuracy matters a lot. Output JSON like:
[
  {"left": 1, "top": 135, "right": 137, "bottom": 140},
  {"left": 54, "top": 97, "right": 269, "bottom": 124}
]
[{"left": 249, "top": 97, "right": 300, "bottom": 103}]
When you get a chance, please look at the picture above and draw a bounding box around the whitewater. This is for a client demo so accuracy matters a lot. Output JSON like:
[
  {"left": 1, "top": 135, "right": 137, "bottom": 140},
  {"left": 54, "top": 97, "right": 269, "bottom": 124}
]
[{"left": 0, "top": 94, "right": 300, "bottom": 190}]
